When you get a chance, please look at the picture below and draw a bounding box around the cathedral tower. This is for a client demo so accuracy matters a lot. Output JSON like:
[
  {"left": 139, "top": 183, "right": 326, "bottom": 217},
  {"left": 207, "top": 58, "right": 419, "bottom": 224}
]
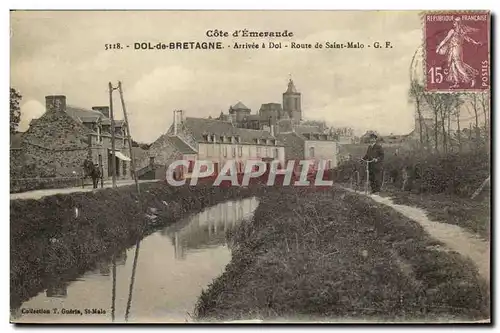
[{"left": 282, "top": 78, "right": 301, "bottom": 123}]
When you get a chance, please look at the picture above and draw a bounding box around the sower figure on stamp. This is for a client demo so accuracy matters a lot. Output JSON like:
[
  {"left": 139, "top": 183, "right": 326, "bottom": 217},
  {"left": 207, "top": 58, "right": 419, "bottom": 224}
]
[{"left": 362, "top": 133, "right": 384, "bottom": 194}]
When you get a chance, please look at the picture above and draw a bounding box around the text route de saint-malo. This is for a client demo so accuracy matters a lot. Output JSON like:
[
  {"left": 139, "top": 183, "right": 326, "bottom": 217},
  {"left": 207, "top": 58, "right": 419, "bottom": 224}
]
[{"left": 104, "top": 29, "right": 393, "bottom": 51}]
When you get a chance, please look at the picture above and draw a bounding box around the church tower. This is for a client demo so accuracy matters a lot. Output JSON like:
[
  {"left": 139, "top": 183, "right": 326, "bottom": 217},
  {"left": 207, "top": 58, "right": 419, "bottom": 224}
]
[{"left": 282, "top": 78, "right": 301, "bottom": 123}]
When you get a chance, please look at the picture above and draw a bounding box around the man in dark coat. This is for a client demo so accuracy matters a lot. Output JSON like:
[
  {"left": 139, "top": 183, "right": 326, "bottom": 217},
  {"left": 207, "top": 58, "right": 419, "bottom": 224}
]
[{"left": 362, "top": 133, "right": 384, "bottom": 193}]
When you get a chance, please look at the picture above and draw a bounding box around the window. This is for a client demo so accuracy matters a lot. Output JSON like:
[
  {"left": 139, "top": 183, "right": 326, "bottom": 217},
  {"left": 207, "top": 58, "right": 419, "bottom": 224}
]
[
  {"left": 238, "top": 146, "right": 243, "bottom": 157},
  {"left": 264, "top": 147, "right": 269, "bottom": 157},
  {"left": 232, "top": 146, "right": 236, "bottom": 157},
  {"left": 309, "top": 147, "right": 315, "bottom": 158},
  {"left": 149, "top": 157, "right": 155, "bottom": 165},
  {"left": 256, "top": 147, "right": 262, "bottom": 157},
  {"left": 273, "top": 148, "right": 278, "bottom": 158},
  {"left": 223, "top": 146, "right": 227, "bottom": 157},
  {"left": 206, "top": 135, "right": 211, "bottom": 142}
]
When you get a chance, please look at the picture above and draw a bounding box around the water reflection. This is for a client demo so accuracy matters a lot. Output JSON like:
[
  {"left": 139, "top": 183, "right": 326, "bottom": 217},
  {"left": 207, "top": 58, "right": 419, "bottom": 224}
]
[
  {"left": 14, "top": 197, "right": 259, "bottom": 323},
  {"left": 165, "top": 198, "right": 258, "bottom": 260}
]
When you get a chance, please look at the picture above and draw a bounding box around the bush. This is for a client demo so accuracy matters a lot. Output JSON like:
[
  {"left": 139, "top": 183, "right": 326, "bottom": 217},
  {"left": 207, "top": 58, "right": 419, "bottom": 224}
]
[{"left": 334, "top": 150, "right": 489, "bottom": 197}]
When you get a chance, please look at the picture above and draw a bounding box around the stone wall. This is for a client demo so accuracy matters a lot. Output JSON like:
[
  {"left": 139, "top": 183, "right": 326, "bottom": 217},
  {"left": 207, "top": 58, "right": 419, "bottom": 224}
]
[
  {"left": 10, "top": 149, "right": 25, "bottom": 178},
  {"left": 136, "top": 134, "right": 181, "bottom": 176},
  {"left": 10, "top": 176, "right": 81, "bottom": 193},
  {"left": 22, "top": 142, "right": 89, "bottom": 177},
  {"left": 21, "top": 99, "right": 91, "bottom": 177},
  {"left": 22, "top": 107, "right": 90, "bottom": 151}
]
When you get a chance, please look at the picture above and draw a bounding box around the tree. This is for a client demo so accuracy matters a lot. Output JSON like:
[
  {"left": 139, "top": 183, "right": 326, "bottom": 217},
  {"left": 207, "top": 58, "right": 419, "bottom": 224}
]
[
  {"left": 408, "top": 80, "right": 425, "bottom": 149},
  {"left": 10, "top": 88, "right": 22, "bottom": 134},
  {"left": 422, "top": 92, "right": 462, "bottom": 154}
]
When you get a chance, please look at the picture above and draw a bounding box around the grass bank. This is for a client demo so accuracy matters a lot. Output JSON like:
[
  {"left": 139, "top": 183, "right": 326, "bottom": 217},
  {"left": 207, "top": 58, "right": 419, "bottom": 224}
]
[
  {"left": 10, "top": 181, "right": 261, "bottom": 310},
  {"left": 194, "top": 187, "right": 490, "bottom": 322},
  {"left": 382, "top": 187, "right": 490, "bottom": 240}
]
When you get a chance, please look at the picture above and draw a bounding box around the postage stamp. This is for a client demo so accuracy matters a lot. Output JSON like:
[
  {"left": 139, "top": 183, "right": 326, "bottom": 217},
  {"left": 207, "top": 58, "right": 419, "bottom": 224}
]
[{"left": 424, "top": 11, "right": 490, "bottom": 92}]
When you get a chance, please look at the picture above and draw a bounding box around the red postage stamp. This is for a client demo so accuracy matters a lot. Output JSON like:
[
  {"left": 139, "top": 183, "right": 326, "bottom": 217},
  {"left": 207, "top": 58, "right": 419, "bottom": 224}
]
[{"left": 424, "top": 11, "right": 490, "bottom": 92}]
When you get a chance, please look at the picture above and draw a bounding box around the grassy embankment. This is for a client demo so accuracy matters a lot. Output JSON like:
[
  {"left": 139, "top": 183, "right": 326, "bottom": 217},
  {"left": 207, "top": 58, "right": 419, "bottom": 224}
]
[
  {"left": 382, "top": 187, "right": 490, "bottom": 240},
  {"left": 10, "top": 181, "right": 261, "bottom": 310},
  {"left": 334, "top": 150, "right": 490, "bottom": 238},
  {"left": 194, "top": 187, "right": 490, "bottom": 322}
]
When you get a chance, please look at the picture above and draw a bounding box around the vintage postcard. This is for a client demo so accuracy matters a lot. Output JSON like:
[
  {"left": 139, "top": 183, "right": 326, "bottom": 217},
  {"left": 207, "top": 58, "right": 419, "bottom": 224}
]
[{"left": 10, "top": 10, "right": 491, "bottom": 324}]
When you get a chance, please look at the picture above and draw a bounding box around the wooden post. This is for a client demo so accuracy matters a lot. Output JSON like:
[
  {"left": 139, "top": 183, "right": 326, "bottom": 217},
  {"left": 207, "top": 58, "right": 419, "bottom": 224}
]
[
  {"left": 471, "top": 176, "right": 490, "bottom": 200},
  {"left": 118, "top": 81, "right": 140, "bottom": 194},
  {"left": 117, "top": 81, "right": 144, "bottom": 322},
  {"left": 109, "top": 82, "right": 117, "bottom": 188}
]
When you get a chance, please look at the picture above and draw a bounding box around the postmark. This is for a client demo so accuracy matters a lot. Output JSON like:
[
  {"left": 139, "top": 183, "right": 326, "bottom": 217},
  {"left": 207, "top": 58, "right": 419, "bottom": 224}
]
[{"left": 424, "top": 11, "right": 490, "bottom": 92}]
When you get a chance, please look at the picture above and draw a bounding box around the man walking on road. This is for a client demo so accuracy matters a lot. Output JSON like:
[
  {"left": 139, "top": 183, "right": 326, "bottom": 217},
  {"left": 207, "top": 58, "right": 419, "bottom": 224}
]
[{"left": 363, "top": 133, "right": 385, "bottom": 194}]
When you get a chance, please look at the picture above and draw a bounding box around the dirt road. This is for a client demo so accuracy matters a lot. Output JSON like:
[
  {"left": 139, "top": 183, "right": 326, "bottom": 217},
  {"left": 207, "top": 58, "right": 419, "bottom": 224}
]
[
  {"left": 10, "top": 180, "right": 159, "bottom": 201},
  {"left": 344, "top": 187, "right": 490, "bottom": 282}
]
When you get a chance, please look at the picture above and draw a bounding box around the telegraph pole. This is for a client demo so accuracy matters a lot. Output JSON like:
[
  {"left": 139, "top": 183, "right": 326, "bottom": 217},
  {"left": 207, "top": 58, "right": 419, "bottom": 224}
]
[
  {"left": 108, "top": 82, "right": 117, "bottom": 188},
  {"left": 117, "top": 81, "right": 144, "bottom": 322},
  {"left": 118, "top": 81, "right": 140, "bottom": 195}
]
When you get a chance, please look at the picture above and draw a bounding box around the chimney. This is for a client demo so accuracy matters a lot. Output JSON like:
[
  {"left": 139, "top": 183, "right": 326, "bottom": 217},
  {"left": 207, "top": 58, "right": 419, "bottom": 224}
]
[
  {"left": 92, "top": 106, "right": 110, "bottom": 118},
  {"left": 45, "top": 95, "right": 66, "bottom": 113}
]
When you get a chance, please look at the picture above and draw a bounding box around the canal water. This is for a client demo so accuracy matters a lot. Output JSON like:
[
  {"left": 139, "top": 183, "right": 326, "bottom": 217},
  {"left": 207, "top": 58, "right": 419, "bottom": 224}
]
[{"left": 13, "top": 197, "right": 259, "bottom": 323}]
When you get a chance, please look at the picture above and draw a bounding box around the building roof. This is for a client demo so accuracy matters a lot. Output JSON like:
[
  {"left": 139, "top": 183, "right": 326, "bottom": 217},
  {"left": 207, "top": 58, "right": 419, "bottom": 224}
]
[
  {"left": 301, "top": 132, "right": 335, "bottom": 141},
  {"left": 79, "top": 115, "right": 101, "bottom": 123},
  {"left": 66, "top": 105, "right": 125, "bottom": 127},
  {"left": 10, "top": 132, "right": 24, "bottom": 149},
  {"left": 294, "top": 124, "right": 322, "bottom": 135},
  {"left": 183, "top": 117, "right": 281, "bottom": 145},
  {"left": 168, "top": 136, "right": 197, "bottom": 154},
  {"left": 132, "top": 146, "right": 148, "bottom": 160},
  {"left": 66, "top": 106, "right": 105, "bottom": 122},
  {"left": 232, "top": 101, "right": 250, "bottom": 110},
  {"left": 260, "top": 103, "right": 282, "bottom": 110}
]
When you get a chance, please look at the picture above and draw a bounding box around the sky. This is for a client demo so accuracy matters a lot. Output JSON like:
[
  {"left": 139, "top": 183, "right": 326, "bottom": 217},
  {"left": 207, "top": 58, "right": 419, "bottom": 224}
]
[{"left": 10, "top": 10, "right": 425, "bottom": 143}]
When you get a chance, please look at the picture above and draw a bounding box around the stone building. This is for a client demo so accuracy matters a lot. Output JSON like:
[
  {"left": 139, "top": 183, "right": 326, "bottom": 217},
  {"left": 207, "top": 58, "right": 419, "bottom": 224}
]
[
  {"left": 16, "top": 95, "right": 131, "bottom": 179},
  {"left": 277, "top": 130, "right": 339, "bottom": 172},
  {"left": 140, "top": 110, "right": 286, "bottom": 180},
  {"left": 217, "top": 78, "right": 303, "bottom": 132},
  {"left": 135, "top": 134, "right": 197, "bottom": 180}
]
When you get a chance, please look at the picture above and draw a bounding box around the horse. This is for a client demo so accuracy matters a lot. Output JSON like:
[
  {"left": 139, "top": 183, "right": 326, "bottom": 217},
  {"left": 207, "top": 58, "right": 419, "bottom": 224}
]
[{"left": 82, "top": 159, "right": 102, "bottom": 189}]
